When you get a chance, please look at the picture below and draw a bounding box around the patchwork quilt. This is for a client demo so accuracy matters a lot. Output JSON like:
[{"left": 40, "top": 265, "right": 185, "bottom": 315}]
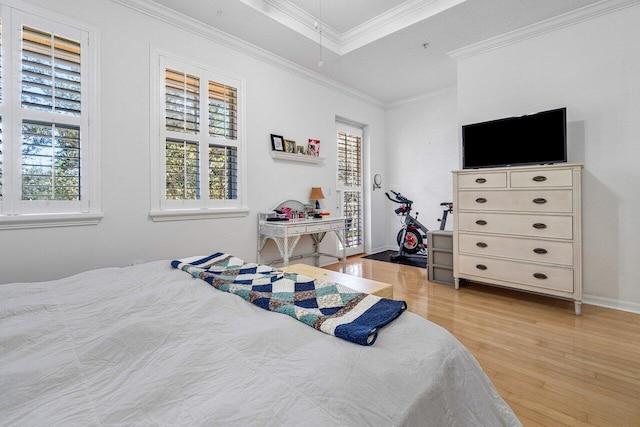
[{"left": 171, "top": 253, "right": 407, "bottom": 345}]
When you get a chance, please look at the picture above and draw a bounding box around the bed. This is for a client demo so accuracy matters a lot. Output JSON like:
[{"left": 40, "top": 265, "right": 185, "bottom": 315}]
[{"left": 0, "top": 254, "right": 520, "bottom": 426}]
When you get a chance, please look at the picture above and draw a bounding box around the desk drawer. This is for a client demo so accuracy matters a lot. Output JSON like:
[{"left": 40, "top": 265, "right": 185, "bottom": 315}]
[
  {"left": 458, "top": 212, "right": 573, "bottom": 239},
  {"left": 287, "top": 225, "right": 308, "bottom": 235},
  {"left": 331, "top": 221, "right": 345, "bottom": 230},
  {"left": 458, "top": 189, "right": 572, "bottom": 213},
  {"left": 306, "top": 223, "right": 332, "bottom": 233}
]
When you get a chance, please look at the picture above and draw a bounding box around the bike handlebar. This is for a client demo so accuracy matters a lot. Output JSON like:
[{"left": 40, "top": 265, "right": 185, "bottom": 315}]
[
  {"left": 387, "top": 190, "right": 453, "bottom": 212},
  {"left": 385, "top": 191, "right": 412, "bottom": 204}
]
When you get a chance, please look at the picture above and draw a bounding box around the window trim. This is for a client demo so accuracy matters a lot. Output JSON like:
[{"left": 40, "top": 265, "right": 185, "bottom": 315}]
[
  {"left": 0, "top": 3, "right": 101, "bottom": 230},
  {"left": 149, "top": 48, "right": 248, "bottom": 221}
]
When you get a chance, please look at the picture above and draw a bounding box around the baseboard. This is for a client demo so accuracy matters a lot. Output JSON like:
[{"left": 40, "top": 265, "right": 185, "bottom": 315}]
[{"left": 583, "top": 294, "right": 640, "bottom": 314}]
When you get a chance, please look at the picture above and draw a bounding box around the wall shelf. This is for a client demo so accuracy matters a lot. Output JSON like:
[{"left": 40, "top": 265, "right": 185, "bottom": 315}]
[{"left": 270, "top": 151, "right": 324, "bottom": 164}]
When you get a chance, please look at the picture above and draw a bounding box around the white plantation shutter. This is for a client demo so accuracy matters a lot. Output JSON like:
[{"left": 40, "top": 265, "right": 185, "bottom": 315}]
[
  {"left": 337, "top": 127, "right": 364, "bottom": 254},
  {"left": 165, "top": 69, "right": 199, "bottom": 134},
  {"left": 208, "top": 81, "right": 236, "bottom": 139},
  {"left": 164, "top": 69, "right": 201, "bottom": 200},
  {"left": 21, "top": 26, "right": 81, "bottom": 116},
  {"left": 19, "top": 24, "right": 83, "bottom": 205},
  {"left": 21, "top": 121, "right": 80, "bottom": 201},
  {"left": 0, "top": 7, "right": 100, "bottom": 227},
  {"left": 0, "top": 117, "right": 3, "bottom": 202},
  {"left": 165, "top": 139, "right": 199, "bottom": 200},
  {"left": 0, "top": 20, "right": 4, "bottom": 203},
  {"left": 156, "top": 54, "right": 244, "bottom": 216},
  {"left": 209, "top": 144, "right": 237, "bottom": 200}
]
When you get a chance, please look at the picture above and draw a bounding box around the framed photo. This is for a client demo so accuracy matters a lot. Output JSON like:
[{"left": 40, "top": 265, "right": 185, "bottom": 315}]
[
  {"left": 271, "top": 134, "right": 284, "bottom": 151},
  {"left": 284, "top": 139, "right": 296, "bottom": 153},
  {"left": 307, "top": 139, "right": 320, "bottom": 157},
  {"left": 297, "top": 145, "right": 305, "bottom": 154}
]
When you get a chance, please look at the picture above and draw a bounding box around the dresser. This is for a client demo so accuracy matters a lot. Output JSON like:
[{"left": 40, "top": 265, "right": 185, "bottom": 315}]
[{"left": 452, "top": 163, "right": 583, "bottom": 314}]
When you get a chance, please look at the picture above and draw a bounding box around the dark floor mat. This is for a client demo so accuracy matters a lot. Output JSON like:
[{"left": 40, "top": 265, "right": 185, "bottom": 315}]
[{"left": 362, "top": 250, "right": 426, "bottom": 268}]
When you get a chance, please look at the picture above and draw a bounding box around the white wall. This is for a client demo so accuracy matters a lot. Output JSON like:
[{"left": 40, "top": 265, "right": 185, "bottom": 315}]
[
  {"left": 455, "top": 3, "right": 640, "bottom": 311},
  {"left": 384, "top": 90, "right": 459, "bottom": 250},
  {"left": 0, "top": 0, "right": 387, "bottom": 284}
]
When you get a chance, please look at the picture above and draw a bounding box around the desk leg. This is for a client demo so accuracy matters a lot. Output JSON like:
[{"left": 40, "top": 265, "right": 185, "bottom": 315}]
[
  {"left": 257, "top": 235, "right": 268, "bottom": 264},
  {"left": 333, "top": 229, "right": 347, "bottom": 272},
  {"left": 310, "top": 232, "right": 327, "bottom": 267},
  {"left": 270, "top": 236, "right": 301, "bottom": 267},
  {"left": 283, "top": 235, "right": 289, "bottom": 266}
]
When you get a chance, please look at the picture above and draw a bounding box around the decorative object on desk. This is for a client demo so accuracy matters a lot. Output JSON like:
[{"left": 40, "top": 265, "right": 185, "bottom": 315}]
[
  {"left": 271, "top": 134, "right": 284, "bottom": 151},
  {"left": 373, "top": 174, "right": 382, "bottom": 191},
  {"left": 284, "top": 139, "right": 296, "bottom": 153},
  {"left": 307, "top": 138, "right": 320, "bottom": 156},
  {"left": 309, "top": 187, "right": 325, "bottom": 210},
  {"left": 297, "top": 145, "right": 305, "bottom": 154}
]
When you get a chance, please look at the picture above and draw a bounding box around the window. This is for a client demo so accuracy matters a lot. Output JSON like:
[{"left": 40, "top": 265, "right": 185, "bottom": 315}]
[
  {"left": 0, "top": 7, "right": 101, "bottom": 229},
  {"left": 151, "top": 52, "right": 246, "bottom": 220}
]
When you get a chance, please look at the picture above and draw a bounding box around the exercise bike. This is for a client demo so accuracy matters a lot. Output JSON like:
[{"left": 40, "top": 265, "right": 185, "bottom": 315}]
[{"left": 385, "top": 190, "right": 453, "bottom": 262}]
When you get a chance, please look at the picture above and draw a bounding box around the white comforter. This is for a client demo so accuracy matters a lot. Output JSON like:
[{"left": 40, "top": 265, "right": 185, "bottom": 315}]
[{"left": 0, "top": 260, "right": 520, "bottom": 426}]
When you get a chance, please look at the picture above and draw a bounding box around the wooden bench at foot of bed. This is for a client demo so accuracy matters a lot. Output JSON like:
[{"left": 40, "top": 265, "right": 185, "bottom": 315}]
[{"left": 283, "top": 264, "right": 394, "bottom": 299}]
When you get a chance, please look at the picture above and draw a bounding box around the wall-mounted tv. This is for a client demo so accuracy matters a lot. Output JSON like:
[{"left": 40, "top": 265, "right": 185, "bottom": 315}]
[{"left": 462, "top": 107, "right": 567, "bottom": 169}]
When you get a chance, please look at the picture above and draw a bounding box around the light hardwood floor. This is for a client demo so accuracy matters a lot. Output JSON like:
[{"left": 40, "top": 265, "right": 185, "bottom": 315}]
[{"left": 324, "top": 255, "right": 640, "bottom": 427}]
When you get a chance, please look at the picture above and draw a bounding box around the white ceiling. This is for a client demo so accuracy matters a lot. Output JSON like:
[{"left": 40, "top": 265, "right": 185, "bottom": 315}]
[{"left": 148, "top": 0, "right": 602, "bottom": 104}]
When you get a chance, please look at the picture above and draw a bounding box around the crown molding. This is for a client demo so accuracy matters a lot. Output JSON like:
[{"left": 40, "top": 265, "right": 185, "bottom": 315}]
[
  {"left": 448, "top": 0, "right": 640, "bottom": 61},
  {"left": 257, "top": 0, "right": 343, "bottom": 53},
  {"left": 245, "top": 0, "right": 465, "bottom": 55},
  {"left": 339, "top": 0, "right": 465, "bottom": 55},
  {"left": 111, "top": 0, "right": 385, "bottom": 108}
]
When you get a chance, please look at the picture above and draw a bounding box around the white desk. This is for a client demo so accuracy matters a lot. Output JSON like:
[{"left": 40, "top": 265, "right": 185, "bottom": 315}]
[{"left": 258, "top": 217, "right": 346, "bottom": 270}]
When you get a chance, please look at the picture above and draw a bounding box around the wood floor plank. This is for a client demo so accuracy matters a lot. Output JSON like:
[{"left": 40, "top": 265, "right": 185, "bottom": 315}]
[{"left": 324, "top": 256, "right": 640, "bottom": 426}]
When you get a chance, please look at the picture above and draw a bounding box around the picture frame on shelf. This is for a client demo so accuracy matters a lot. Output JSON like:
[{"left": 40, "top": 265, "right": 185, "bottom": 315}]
[
  {"left": 284, "top": 139, "right": 296, "bottom": 153},
  {"left": 307, "top": 139, "right": 320, "bottom": 157},
  {"left": 297, "top": 145, "right": 305, "bottom": 154},
  {"left": 271, "top": 134, "right": 284, "bottom": 151}
]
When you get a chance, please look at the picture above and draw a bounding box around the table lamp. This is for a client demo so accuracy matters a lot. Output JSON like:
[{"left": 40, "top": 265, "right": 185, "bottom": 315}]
[{"left": 309, "top": 187, "right": 325, "bottom": 210}]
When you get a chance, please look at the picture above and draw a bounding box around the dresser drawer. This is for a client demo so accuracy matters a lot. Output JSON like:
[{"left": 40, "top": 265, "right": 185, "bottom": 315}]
[
  {"left": 458, "top": 212, "right": 573, "bottom": 239},
  {"left": 510, "top": 168, "right": 573, "bottom": 188},
  {"left": 458, "top": 255, "right": 574, "bottom": 293},
  {"left": 458, "top": 189, "right": 573, "bottom": 212},
  {"left": 457, "top": 172, "right": 507, "bottom": 189},
  {"left": 458, "top": 232, "right": 574, "bottom": 265}
]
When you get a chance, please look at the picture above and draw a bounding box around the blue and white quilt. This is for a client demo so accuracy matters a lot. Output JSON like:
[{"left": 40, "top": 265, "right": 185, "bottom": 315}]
[{"left": 171, "top": 253, "right": 407, "bottom": 345}]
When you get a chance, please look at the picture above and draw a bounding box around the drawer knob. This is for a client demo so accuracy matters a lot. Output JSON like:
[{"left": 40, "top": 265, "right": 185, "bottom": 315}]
[
  {"left": 532, "top": 223, "right": 547, "bottom": 229},
  {"left": 476, "top": 220, "right": 487, "bottom": 226},
  {"left": 533, "top": 248, "right": 548, "bottom": 254},
  {"left": 475, "top": 178, "right": 487, "bottom": 184},
  {"left": 476, "top": 242, "right": 488, "bottom": 248},
  {"left": 476, "top": 264, "right": 488, "bottom": 270},
  {"left": 475, "top": 197, "right": 487, "bottom": 203},
  {"left": 533, "top": 176, "right": 547, "bottom": 182},
  {"left": 533, "top": 198, "right": 547, "bottom": 204},
  {"left": 533, "top": 273, "right": 548, "bottom": 280}
]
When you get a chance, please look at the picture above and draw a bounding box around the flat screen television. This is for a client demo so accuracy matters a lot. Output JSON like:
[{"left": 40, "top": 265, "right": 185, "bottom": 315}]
[{"left": 462, "top": 107, "right": 567, "bottom": 169}]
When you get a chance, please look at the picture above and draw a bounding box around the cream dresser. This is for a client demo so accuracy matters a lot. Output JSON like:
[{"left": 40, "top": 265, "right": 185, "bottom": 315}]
[{"left": 452, "top": 163, "right": 583, "bottom": 314}]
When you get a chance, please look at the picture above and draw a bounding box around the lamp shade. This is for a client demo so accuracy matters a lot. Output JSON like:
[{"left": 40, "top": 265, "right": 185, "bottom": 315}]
[{"left": 309, "top": 187, "right": 325, "bottom": 201}]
